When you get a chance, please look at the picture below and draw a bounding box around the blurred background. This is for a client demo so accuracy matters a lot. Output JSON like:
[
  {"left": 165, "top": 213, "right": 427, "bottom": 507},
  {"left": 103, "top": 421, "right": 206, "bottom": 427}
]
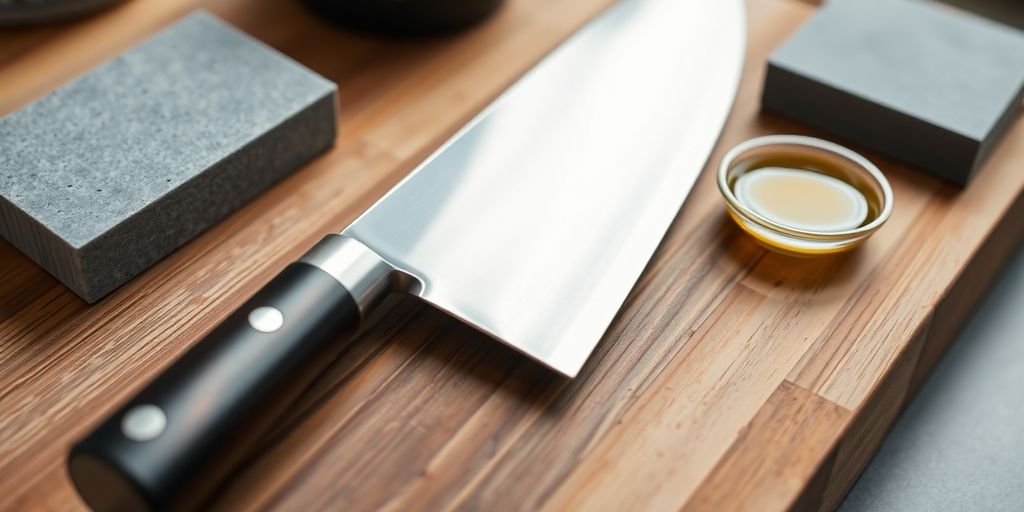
[{"left": 939, "top": 0, "right": 1024, "bottom": 29}]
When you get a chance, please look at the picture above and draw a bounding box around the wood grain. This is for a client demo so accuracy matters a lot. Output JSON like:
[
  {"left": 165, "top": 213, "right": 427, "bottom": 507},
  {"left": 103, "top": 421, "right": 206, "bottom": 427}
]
[
  {"left": 2, "top": 0, "right": 1023, "bottom": 510},
  {"left": 683, "top": 380, "right": 851, "bottom": 512}
]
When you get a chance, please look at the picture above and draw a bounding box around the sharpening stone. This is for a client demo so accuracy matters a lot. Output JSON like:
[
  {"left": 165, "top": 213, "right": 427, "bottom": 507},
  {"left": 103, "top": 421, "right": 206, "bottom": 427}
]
[
  {"left": 0, "top": 11, "right": 338, "bottom": 302},
  {"left": 762, "top": 0, "right": 1024, "bottom": 186}
]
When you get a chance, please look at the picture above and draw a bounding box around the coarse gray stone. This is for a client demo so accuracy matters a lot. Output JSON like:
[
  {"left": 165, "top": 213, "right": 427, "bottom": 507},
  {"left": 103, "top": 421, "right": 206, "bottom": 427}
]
[
  {"left": 0, "top": 10, "right": 338, "bottom": 302},
  {"left": 762, "top": 0, "right": 1024, "bottom": 186}
]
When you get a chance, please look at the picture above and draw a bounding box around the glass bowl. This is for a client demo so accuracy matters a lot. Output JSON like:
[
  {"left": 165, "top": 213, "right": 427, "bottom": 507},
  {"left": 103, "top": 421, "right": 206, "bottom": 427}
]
[{"left": 718, "top": 135, "right": 893, "bottom": 256}]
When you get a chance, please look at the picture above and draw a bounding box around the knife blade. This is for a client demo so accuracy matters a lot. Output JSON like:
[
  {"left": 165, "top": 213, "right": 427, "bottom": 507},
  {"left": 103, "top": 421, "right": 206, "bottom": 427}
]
[{"left": 69, "top": 0, "right": 746, "bottom": 510}]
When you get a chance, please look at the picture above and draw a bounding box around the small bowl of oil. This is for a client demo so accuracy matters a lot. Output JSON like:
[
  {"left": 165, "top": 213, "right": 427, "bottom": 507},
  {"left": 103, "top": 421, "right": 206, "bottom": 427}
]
[{"left": 718, "top": 135, "right": 893, "bottom": 256}]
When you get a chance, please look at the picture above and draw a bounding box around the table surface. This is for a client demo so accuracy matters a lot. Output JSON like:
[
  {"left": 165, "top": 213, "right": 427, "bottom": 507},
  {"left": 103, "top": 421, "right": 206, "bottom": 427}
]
[
  {"left": 2, "top": 0, "right": 1024, "bottom": 510},
  {"left": 841, "top": 242, "right": 1024, "bottom": 512}
]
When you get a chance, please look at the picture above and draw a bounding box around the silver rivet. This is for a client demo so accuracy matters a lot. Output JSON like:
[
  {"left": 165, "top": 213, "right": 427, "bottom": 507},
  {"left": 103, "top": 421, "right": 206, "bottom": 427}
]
[
  {"left": 248, "top": 306, "right": 283, "bottom": 333},
  {"left": 122, "top": 405, "right": 167, "bottom": 442}
]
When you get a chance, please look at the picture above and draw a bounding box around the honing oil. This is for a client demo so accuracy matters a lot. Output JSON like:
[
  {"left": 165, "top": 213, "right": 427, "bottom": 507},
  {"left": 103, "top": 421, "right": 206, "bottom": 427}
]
[{"left": 718, "top": 136, "right": 892, "bottom": 256}]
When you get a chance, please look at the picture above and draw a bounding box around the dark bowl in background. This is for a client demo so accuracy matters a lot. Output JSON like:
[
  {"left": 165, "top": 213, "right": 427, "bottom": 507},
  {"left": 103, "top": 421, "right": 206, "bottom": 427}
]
[
  {"left": 302, "top": 0, "right": 505, "bottom": 36},
  {"left": 0, "top": 0, "right": 127, "bottom": 25}
]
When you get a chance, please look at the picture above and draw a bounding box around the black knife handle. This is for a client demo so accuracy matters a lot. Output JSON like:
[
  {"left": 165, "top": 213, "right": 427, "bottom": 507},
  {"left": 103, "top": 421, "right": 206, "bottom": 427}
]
[{"left": 69, "top": 262, "right": 360, "bottom": 512}]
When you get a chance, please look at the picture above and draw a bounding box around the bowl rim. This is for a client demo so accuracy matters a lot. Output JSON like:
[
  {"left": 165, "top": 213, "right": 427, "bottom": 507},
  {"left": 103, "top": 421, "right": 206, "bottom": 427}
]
[{"left": 717, "top": 134, "right": 894, "bottom": 240}]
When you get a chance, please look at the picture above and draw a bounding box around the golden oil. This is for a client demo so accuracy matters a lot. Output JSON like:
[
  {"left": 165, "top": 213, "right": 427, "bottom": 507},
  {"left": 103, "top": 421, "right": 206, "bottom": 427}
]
[
  {"left": 719, "top": 136, "right": 892, "bottom": 256},
  {"left": 734, "top": 167, "right": 868, "bottom": 233}
]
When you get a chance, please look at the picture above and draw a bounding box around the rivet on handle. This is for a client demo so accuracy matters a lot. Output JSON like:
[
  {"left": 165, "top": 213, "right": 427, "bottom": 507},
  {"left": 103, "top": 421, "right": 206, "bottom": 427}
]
[
  {"left": 248, "top": 306, "right": 284, "bottom": 333},
  {"left": 121, "top": 405, "right": 167, "bottom": 442}
]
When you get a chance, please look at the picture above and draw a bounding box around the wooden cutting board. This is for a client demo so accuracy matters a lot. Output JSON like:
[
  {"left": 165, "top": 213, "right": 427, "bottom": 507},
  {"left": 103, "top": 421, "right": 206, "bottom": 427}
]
[{"left": 2, "top": 0, "right": 1022, "bottom": 510}]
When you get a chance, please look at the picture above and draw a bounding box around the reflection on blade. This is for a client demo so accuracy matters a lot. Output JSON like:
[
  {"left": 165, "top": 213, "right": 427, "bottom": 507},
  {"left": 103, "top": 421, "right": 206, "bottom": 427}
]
[{"left": 344, "top": 0, "right": 746, "bottom": 377}]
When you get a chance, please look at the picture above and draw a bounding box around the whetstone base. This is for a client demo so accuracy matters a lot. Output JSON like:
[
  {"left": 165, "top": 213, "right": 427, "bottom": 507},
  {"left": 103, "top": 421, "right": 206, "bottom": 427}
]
[{"left": 0, "top": 11, "right": 337, "bottom": 302}]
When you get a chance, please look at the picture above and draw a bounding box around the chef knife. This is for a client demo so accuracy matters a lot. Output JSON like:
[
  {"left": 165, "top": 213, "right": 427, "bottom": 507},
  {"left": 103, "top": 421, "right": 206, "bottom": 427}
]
[{"left": 69, "top": 0, "right": 745, "bottom": 510}]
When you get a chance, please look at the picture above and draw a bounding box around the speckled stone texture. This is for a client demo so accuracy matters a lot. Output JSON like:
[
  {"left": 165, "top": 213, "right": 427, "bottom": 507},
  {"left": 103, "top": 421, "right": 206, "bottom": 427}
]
[{"left": 0, "top": 11, "right": 337, "bottom": 302}]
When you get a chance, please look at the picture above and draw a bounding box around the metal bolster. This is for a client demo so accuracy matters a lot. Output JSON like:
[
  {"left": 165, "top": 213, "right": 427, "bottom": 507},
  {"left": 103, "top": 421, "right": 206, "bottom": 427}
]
[{"left": 298, "top": 234, "right": 396, "bottom": 321}]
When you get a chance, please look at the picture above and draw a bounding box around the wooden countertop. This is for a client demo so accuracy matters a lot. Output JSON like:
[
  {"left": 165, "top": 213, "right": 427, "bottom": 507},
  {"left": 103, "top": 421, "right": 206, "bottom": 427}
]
[{"left": 2, "top": 0, "right": 1023, "bottom": 510}]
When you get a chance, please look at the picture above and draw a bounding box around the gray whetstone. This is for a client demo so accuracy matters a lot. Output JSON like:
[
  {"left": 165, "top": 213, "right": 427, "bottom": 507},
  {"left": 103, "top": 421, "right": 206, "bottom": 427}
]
[
  {"left": 762, "top": 0, "right": 1024, "bottom": 185},
  {"left": 0, "top": 11, "right": 337, "bottom": 302}
]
